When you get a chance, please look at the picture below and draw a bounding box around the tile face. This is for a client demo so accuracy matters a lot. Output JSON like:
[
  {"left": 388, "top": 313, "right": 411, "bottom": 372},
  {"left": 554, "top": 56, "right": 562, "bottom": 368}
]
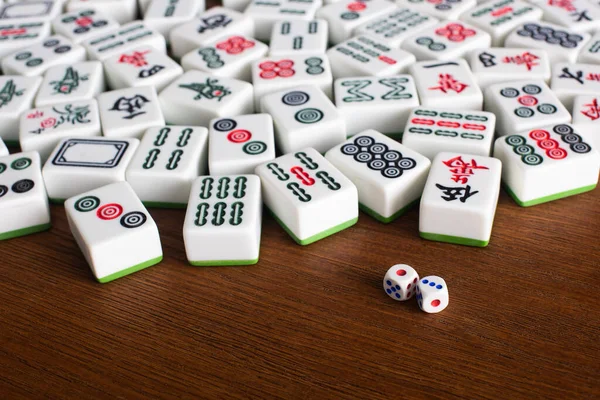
[
  {"left": 494, "top": 124, "right": 599, "bottom": 206},
  {"left": 0, "top": 1, "right": 62, "bottom": 24},
  {"left": 52, "top": 8, "right": 120, "bottom": 44},
  {"left": 578, "top": 32, "right": 600, "bottom": 64},
  {"left": 383, "top": 264, "right": 419, "bottom": 301},
  {"left": 572, "top": 95, "right": 600, "bottom": 147},
  {"left": 20, "top": 99, "right": 102, "bottom": 161},
  {"left": 416, "top": 276, "right": 449, "bottom": 313},
  {"left": 245, "top": 0, "right": 322, "bottom": 42},
  {"left": 67, "top": 0, "right": 137, "bottom": 25},
  {"left": 0, "top": 151, "right": 51, "bottom": 240},
  {"left": 419, "top": 152, "right": 502, "bottom": 247},
  {"left": 326, "top": 130, "right": 431, "bottom": 223},
  {"left": 0, "top": 138, "right": 8, "bottom": 157},
  {"left": 334, "top": 75, "right": 419, "bottom": 136},
  {"left": 98, "top": 86, "right": 165, "bottom": 139},
  {"left": 42, "top": 137, "right": 139, "bottom": 201},
  {"left": 0, "top": 76, "right": 42, "bottom": 144},
  {"left": 396, "top": 0, "right": 477, "bottom": 20},
  {"left": 126, "top": 126, "right": 208, "bottom": 207},
  {"left": 261, "top": 85, "right": 346, "bottom": 154},
  {"left": 0, "top": 20, "right": 51, "bottom": 58},
  {"left": 183, "top": 175, "right": 262, "bottom": 265},
  {"left": 255, "top": 148, "right": 359, "bottom": 245},
  {"left": 35, "top": 61, "right": 105, "bottom": 107},
  {"left": 402, "top": 107, "right": 496, "bottom": 160},
  {"left": 550, "top": 63, "right": 600, "bottom": 109},
  {"left": 143, "top": 0, "right": 203, "bottom": 38},
  {"left": 269, "top": 19, "right": 328, "bottom": 56},
  {"left": 159, "top": 70, "right": 254, "bottom": 127},
  {"left": 64, "top": 181, "right": 163, "bottom": 283},
  {"left": 529, "top": 0, "right": 600, "bottom": 33}
]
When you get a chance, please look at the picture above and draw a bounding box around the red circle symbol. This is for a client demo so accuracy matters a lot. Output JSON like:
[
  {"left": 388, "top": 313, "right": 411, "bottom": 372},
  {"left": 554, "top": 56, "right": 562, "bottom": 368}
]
[
  {"left": 259, "top": 59, "right": 295, "bottom": 79},
  {"left": 431, "top": 299, "right": 441, "bottom": 307},
  {"left": 227, "top": 129, "right": 252, "bottom": 143},
  {"left": 518, "top": 95, "right": 538, "bottom": 106},
  {"left": 259, "top": 61, "right": 276, "bottom": 71},
  {"left": 529, "top": 129, "right": 549, "bottom": 140},
  {"left": 347, "top": 2, "right": 366, "bottom": 11},
  {"left": 538, "top": 139, "right": 559, "bottom": 150},
  {"left": 396, "top": 269, "right": 407, "bottom": 276},
  {"left": 97, "top": 203, "right": 123, "bottom": 220},
  {"left": 547, "top": 148, "right": 567, "bottom": 159}
]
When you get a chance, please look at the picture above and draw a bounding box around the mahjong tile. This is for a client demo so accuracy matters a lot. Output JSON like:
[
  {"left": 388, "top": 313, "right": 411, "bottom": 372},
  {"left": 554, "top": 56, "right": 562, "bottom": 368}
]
[
  {"left": 353, "top": 8, "right": 439, "bottom": 48},
  {"left": 410, "top": 59, "right": 483, "bottom": 110},
  {"left": 578, "top": 31, "right": 600, "bottom": 64},
  {"left": 419, "top": 152, "right": 502, "bottom": 247},
  {"left": 467, "top": 47, "right": 551, "bottom": 87},
  {"left": 483, "top": 80, "right": 571, "bottom": 136},
  {"left": 125, "top": 126, "right": 208, "bottom": 207},
  {"left": 0, "top": 1, "right": 62, "bottom": 24},
  {"left": 103, "top": 45, "right": 183, "bottom": 91},
  {"left": 402, "top": 107, "right": 496, "bottom": 160},
  {"left": 34, "top": 61, "right": 105, "bottom": 107},
  {"left": 245, "top": 0, "right": 322, "bottom": 42},
  {"left": 572, "top": 95, "right": 600, "bottom": 147},
  {"left": 504, "top": 22, "right": 591, "bottom": 63},
  {"left": 169, "top": 7, "right": 254, "bottom": 60},
  {"left": 260, "top": 85, "right": 346, "bottom": 154},
  {"left": 1, "top": 35, "right": 86, "bottom": 77},
  {"left": 401, "top": 20, "right": 491, "bottom": 61},
  {"left": 67, "top": 0, "right": 137, "bottom": 25},
  {"left": 494, "top": 124, "right": 599, "bottom": 206},
  {"left": 255, "top": 148, "right": 359, "bottom": 245},
  {"left": 65, "top": 181, "right": 163, "bottom": 283},
  {"left": 0, "top": 76, "right": 42, "bottom": 145},
  {"left": 416, "top": 275, "right": 449, "bottom": 313},
  {"left": 550, "top": 62, "right": 600, "bottom": 109},
  {"left": 326, "top": 34, "right": 416, "bottom": 79},
  {"left": 0, "top": 20, "right": 50, "bottom": 58},
  {"left": 98, "top": 86, "right": 164, "bottom": 139},
  {"left": 42, "top": 137, "right": 139, "bottom": 202},
  {"left": 269, "top": 19, "right": 328, "bottom": 56},
  {"left": 181, "top": 35, "right": 268, "bottom": 82},
  {"left": 333, "top": 75, "right": 419, "bottom": 137},
  {"left": 396, "top": 0, "right": 477, "bottom": 21},
  {"left": 529, "top": 0, "right": 600, "bottom": 33},
  {"left": 315, "top": 0, "right": 397, "bottom": 45},
  {"left": 83, "top": 21, "right": 166, "bottom": 61},
  {"left": 326, "top": 130, "right": 430, "bottom": 223},
  {"left": 0, "top": 152, "right": 51, "bottom": 240},
  {"left": 0, "top": 138, "right": 8, "bottom": 157},
  {"left": 222, "top": 0, "right": 252, "bottom": 12},
  {"left": 209, "top": 114, "right": 275, "bottom": 175},
  {"left": 183, "top": 175, "right": 262, "bottom": 265},
  {"left": 51, "top": 8, "right": 120, "bottom": 44},
  {"left": 159, "top": 71, "right": 254, "bottom": 127},
  {"left": 143, "top": 0, "right": 204, "bottom": 38}
]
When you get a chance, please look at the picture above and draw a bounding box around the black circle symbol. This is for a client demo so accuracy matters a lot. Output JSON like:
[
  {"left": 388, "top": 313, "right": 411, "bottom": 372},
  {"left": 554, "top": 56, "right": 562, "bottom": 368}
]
[
  {"left": 370, "top": 143, "right": 388, "bottom": 154},
  {"left": 294, "top": 108, "right": 323, "bottom": 124},
  {"left": 354, "top": 136, "right": 374, "bottom": 147},
  {"left": 523, "top": 23, "right": 540, "bottom": 32},
  {"left": 62, "top": 16, "right": 76, "bottom": 23},
  {"left": 571, "top": 142, "right": 591, "bottom": 153},
  {"left": 429, "top": 43, "right": 446, "bottom": 51},
  {"left": 537, "top": 104, "right": 557, "bottom": 114},
  {"left": 382, "top": 167, "right": 402, "bottom": 178},
  {"left": 506, "top": 135, "right": 525, "bottom": 146},
  {"left": 383, "top": 151, "right": 401, "bottom": 161},
  {"left": 341, "top": 12, "right": 359, "bottom": 20},
  {"left": 501, "top": 88, "right": 519, "bottom": 98},
  {"left": 398, "top": 158, "right": 417, "bottom": 170},
  {"left": 282, "top": 91, "right": 310, "bottom": 106},
  {"left": 553, "top": 30, "right": 568, "bottom": 38},
  {"left": 514, "top": 144, "right": 534, "bottom": 155},
  {"left": 0, "top": 163, "right": 6, "bottom": 174},
  {"left": 515, "top": 107, "right": 534, "bottom": 118},
  {"left": 81, "top": 10, "right": 95, "bottom": 16},
  {"left": 368, "top": 159, "right": 386, "bottom": 170},
  {"left": 553, "top": 124, "right": 573, "bottom": 135},
  {"left": 562, "top": 134, "right": 581, "bottom": 144},
  {"left": 120, "top": 211, "right": 147, "bottom": 228},
  {"left": 243, "top": 141, "right": 267, "bottom": 155},
  {"left": 416, "top": 37, "right": 433, "bottom": 45},
  {"left": 517, "top": 30, "right": 532, "bottom": 37},
  {"left": 11, "top": 157, "right": 32, "bottom": 170},
  {"left": 54, "top": 45, "right": 71, "bottom": 54},
  {"left": 213, "top": 118, "right": 237, "bottom": 132},
  {"left": 305, "top": 57, "right": 322, "bottom": 67},
  {"left": 306, "top": 66, "right": 324, "bottom": 75},
  {"left": 12, "top": 179, "right": 34, "bottom": 193},
  {"left": 43, "top": 39, "right": 59, "bottom": 47},
  {"left": 355, "top": 152, "right": 373, "bottom": 163},
  {"left": 26, "top": 58, "right": 43, "bottom": 67},
  {"left": 0, "top": 185, "right": 7, "bottom": 198},
  {"left": 75, "top": 196, "right": 100, "bottom": 212},
  {"left": 522, "top": 154, "right": 543, "bottom": 166},
  {"left": 15, "top": 52, "right": 31, "bottom": 60},
  {"left": 561, "top": 40, "right": 577, "bottom": 48},
  {"left": 341, "top": 144, "right": 359, "bottom": 155},
  {"left": 522, "top": 84, "right": 541, "bottom": 95}
]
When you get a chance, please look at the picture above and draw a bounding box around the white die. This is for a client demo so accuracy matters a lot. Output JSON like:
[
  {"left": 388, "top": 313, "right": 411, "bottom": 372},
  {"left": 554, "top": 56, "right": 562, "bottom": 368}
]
[
  {"left": 483, "top": 80, "right": 571, "bottom": 136},
  {"left": 181, "top": 35, "right": 268, "bottom": 82},
  {"left": 383, "top": 264, "right": 419, "bottom": 301},
  {"left": 529, "top": 0, "right": 600, "bottom": 33},
  {"left": 0, "top": 1, "right": 62, "bottom": 24},
  {"left": 416, "top": 276, "right": 449, "bottom": 313},
  {"left": 578, "top": 32, "right": 600, "bottom": 64},
  {"left": 35, "top": 61, "right": 105, "bottom": 107},
  {"left": 169, "top": 7, "right": 254, "bottom": 60},
  {"left": 143, "top": 0, "right": 203, "bottom": 38},
  {"left": 0, "top": 152, "right": 51, "bottom": 240},
  {"left": 67, "top": 0, "right": 137, "bottom": 24},
  {"left": 326, "top": 130, "right": 431, "bottom": 223},
  {"left": 494, "top": 124, "right": 599, "bottom": 206},
  {"left": 255, "top": 148, "right": 359, "bottom": 245},
  {"left": 42, "top": 137, "right": 139, "bottom": 202},
  {"left": 572, "top": 95, "right": 600, "bottom": 147},
  {"left": 245, "top": 0, "right": 322, "bottom": 42},
  {"left": 260, "top": 86, "right": 346, "bottom": 154},
  {"left": 467, "top": 48, "right": 551, "bottom": 88},
  {"left": 550, "top": 63, "right": 600, "bottom": 109},
  {"left": 20, "top": 99, "right": 102, "bottom": 161},
  {"left": 208, "top": 114, "right": 276, "bottom": 175},
  {"left": 419, "top": 152, "right": 502, "bottom": 247},
  {"left": 65, "top": 182, "right": 163, "bottom": 283},
  {"left": 103, "top": 45, "right": 183, "bottom": 91},
  {"left": 0, "top": 138, "right": 8, "bottom": 157},
  {"left": 158, "top": 70, "right": 254, "bottom": 127},
  {"left": 396, "top": 0, "right": 477, "bottom": 21},
  {"left": 0, "top": 76, "right": 42, "bottom": 144},
  {"left": 402, "top": 107, "right": 496, "bottom": 160},
  {"left": 410, "top": 59, "right": 483, "bottom": 110},
  {"left": 51, "top": 9, "right": 120, "bottom": 44},
  {"left": 334, "top": 75, "right": 419, "bottom": 137},
  {"left": 98, "top": 86, "right": 165, "bottom": 138},
  {"left": 269, "top": 19, "right": 328, "bottom": 56},
  {"left": 402, "top": 20, "right": 491, "bottom": 61},
  {"left": 183, "top": 175, "right": 262, "bottom": 265},
  {"left": 315, "top": 0, "right": 396, "bottom": 45},
  {"left": 125, "top": 126, "right": 208, "bottom": 207},
  {"left": 0, "top": 21, "right": 50, "bottom": 59}
]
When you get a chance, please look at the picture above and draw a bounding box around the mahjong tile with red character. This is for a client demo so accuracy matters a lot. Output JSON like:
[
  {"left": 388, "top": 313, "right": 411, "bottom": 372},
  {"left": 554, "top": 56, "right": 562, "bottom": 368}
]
[
  {"left": 409, "top": 59, "right": 483, "bottom": 110},
  {"left": 396, "top": 0, "right": 477, "bottom": 21},
  {"left": 245, "top": 0, "right": 322, "bottom": 42},
  {"left": 401, "top": 20, "right": 491, "bottom": 61},
  {"left": 66, "top": 0, "right": 137, "bottom": 25},
  {"left": 529, "top": 0, "right": 600, "bottom": 33},
  {"left": 494, "top": 124, "right": 599, "bottom": 206},
  {"left": 51, "top": 8, "right": 119, "bottom": 44},
  {"left": 468, "top": 48, "right": 551, "bottom": 88},
  {"left": 35, "top": 61, "right": 105, "bottom": 107},
  {"left": 143, "top": 0, "right": 204, "bottom": 39},
  {"left": 269, "top": 19, "right": 329, "bottom": 56},
  {"left": 0, "top": 20, "right": 50, "bottom": 58},
  {"left": 0, "top": 76, "right": 42, "bottom": 145},
  {"left": 550, "top": 63, "right": 600, "bottom": 109},
  {"left": 383, "top": 264, "right": 420, "bottom": 301},
  {"left": 572, "top": 95, "right": 600, "bottom": 147},
  {"left": 578, "top": 32, "right": 600, "bottom": 64}
]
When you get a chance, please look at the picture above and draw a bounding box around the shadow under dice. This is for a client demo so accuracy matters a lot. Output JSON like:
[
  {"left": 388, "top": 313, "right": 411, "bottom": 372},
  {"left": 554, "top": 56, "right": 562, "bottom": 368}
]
[
  {"left": 0, "top": 76, "right": 42, "bottom": 145},
  {"left": 494, "top": 124, "right": 599, "bottom": 207},
  {"left": 183, "top": 175, "right": 262, "bottom": 266},
  {"left": 51, "top": 9, "right": 119, "bottom": 44},
  {"left": 551, "top": 63, "right": 600, "bottom": 110},
  {"left": 416, "top": 276, "right": 449, "bottom": 313},
  {"left": 383, "top": 264, "right": 419, "bottom": 301},
  {"left": 0, "top": 152, "right": 51, "bottom": 240},
  {"left": 255, "top": 148, "right": 358, "bottom": 245},
  {"left": 419, "top": 152, "right": 502, "bottom": 247},
  {"left": 65, "top": 181, "right": 163, "bottom": 283},
  {"left": 35, "top": 61, "right": 105, "bottom": 107},
  {"left": 269, "top": 19, "right": 328, "bottom": 56},
  {"left": 326, "top": 130, "right": 431, "bottom": 223}
]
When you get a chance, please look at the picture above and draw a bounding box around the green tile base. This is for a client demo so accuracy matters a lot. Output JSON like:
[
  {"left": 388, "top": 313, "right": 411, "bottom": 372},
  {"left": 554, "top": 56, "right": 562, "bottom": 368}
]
[
  {"left": 189, "top": 258, "right": 258, "bottom": 266},
  {"left": 97, "top": 255, "right": 163, "bottom": 283},
  {"left": 3, "top": 139, "right": 19, "bottom": 147},
  {"left": 359, "top": 198, "right": 419, "bottom": 223},
  {"left": 503, "top": 183, "right": 597, "bottom": 207},
  {"left": 420, "top": 232, "right": 489, "bottom": 247},
  {"left": 0, "top": 223, "right": 51, "bottom": 240},
  {"left": 142, "top": 201, "right": 187, "bottom": 209},
  {"left": 49, "top": 198, "right": 65, "bottom": 205}
]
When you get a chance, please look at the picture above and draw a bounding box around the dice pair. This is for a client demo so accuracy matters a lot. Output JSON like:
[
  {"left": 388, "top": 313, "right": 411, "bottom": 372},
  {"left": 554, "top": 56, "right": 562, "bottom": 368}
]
[{"left": 383, "top": 264, "right": 449, "bottom": 314}]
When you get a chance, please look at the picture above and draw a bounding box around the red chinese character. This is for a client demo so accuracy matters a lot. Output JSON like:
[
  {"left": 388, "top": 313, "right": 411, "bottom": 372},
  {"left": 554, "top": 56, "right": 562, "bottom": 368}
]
[
  {"left": 548, "top": 0, "right": 576, "bottom": 11},
  {"left": 1, "top": 28, "right": 27, "bottom": 36},
  {"left": 491, "top": 6, "right": 513, "bottom": 16},
  {"left": 429, "top": 74, "right": 468, "bottom": 94},
  {"left": 581, "top": 98, "right": 600, "bottom": 121},
  {"left": 586, "top": 73, "right": 600, "bottom": 81},
  {"left": 27, "top": 111, "right": 43, "bottom": 119},
  {"left": 502, "top": 52, "right": 540, "bottom": 71},
  {"left": 118, "top": 50, "right": 150, "bottom": 67},
  {"left": 443, "top": 156, "right": 489, "bottom": 184},
  {"left": 378, "top": 55, "right": 396, "bottom": 65}
]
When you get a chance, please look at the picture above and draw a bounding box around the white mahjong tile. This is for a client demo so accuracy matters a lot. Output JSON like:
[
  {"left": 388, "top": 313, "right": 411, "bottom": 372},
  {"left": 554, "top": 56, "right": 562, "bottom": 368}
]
[
  {"left": 0, "top": 20, "right": 50, "bottom": 58},
  {"left": 51, "top": 8, "right": 120, "bottom": 44},
  {"left": 183, "top": 175, "right": 262, "bottom": 265},
  {"left": 269, "top": 19, "right": 328, "bottom": 56},
  {"left": 419, "top": 152, "right": 502, "bottom": 247},
  {"left": 126, "top": 126, "right": 208, "bottom": 207},
  {"left": 255, "top": 148, "right": 359, "bottom": 245},
  {"left": 333, "top": 75, "right": 419, "bottom": 137},
  {"left": 396, "top": 0, "right": 477, "bottom": 21},
  {"left": 572, "top": 95, "right": 600, "bottom": 147},
  {"left": 529, "top": 0, "right": 600, "bottom": 33},
  {"left": 222, "top": 0, "right": 251, "bottom": 12},
  {"left": 494, "top": 124, "right": 599, "bottom": 206},
  {"left": 0, "top": 138, "right": 8, "bottom": 157},
  {"left": 67, "top": 0, "right": 137, "bottom": 25},
  {"left": 245, "top": 0, "right": 322, "bottom": 42},
  {"left": 0, "top": 1, "right": 62, "bottom": 24},
  {"left": 550, "top": 62, "right": 600, "bottom": 109},
  {"left": 578, "top": 31, "right": 600, "bottom": 64},
  {"left": 42, "top": 136, "right": 139, "bottom": 202},
  {"left": 64, "top": 181, "right": 163, "bottom": 283},
  {"left": 35, "top": 61, "right": 105, "bottom": 107},
  {"left": 0, "top": 75, "right": 42, "bottom": 144},
  {"left": 143, "top": 0, "right": 204, "bottom": 38}
]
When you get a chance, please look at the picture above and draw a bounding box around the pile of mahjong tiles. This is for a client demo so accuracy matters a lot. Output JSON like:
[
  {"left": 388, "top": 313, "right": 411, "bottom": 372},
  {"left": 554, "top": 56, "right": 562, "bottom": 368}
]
[{"left": 0, "top": 0, "right": 599, "bottom": 312}]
